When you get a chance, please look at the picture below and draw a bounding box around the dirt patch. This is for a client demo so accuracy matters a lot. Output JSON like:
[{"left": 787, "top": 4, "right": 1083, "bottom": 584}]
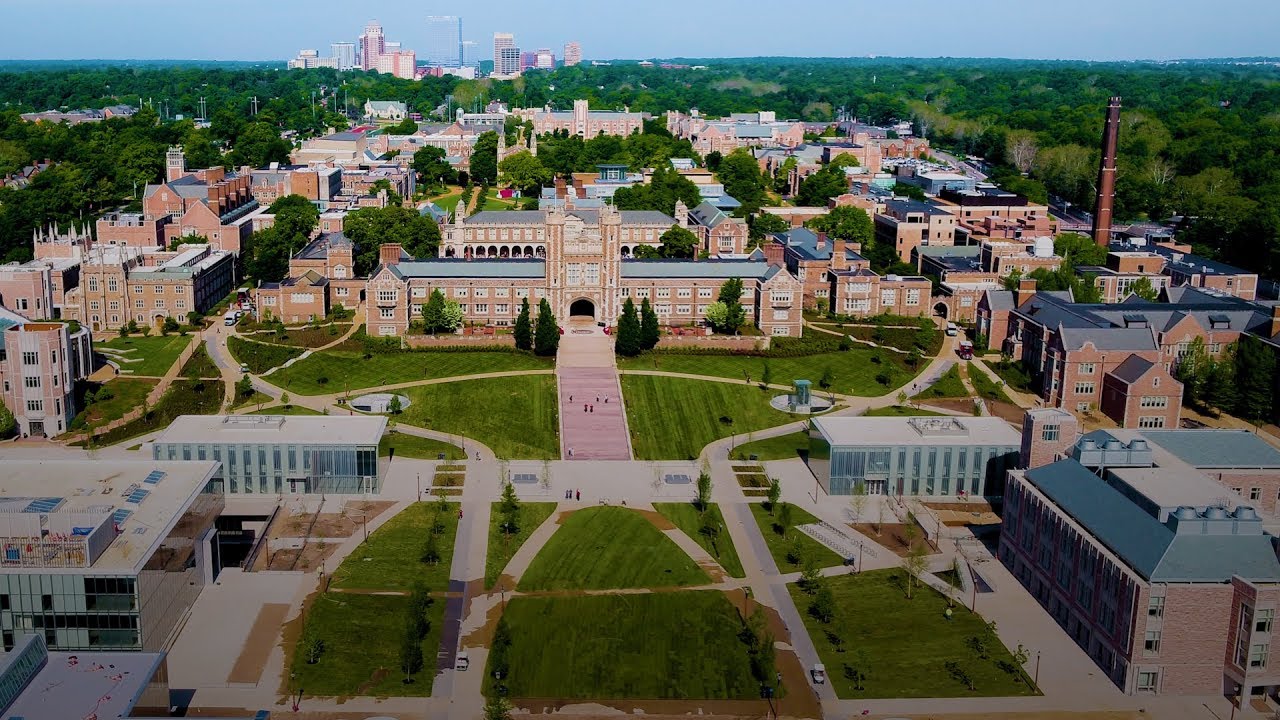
[
  {"left": 634, "top": 507, "right": 677, "bottom": 531},
  {"left": 275, "top": 587, "right": 319, "bottom": 694},
  {"left": 228, "top": 603, "right": 290, "bottom": 684},
  {"left": 987, "top": 400, "right": 1029, "bottom": 425},
  {"left": 735, "top": 472, "right": 770, "bottom": 488},
  {"left": 920, "top": 398, "right": 979, "bottom": 415},
  {"left": 355, "top": 667, "right": 390, "bottom": 696},
  {"left": 851, "top": 522, "right": 927, "bottom": 558},
  {"left": 926, "top": 500, "right": 1001, "bottom": 527},
  {"left": 459, "top": 577, "right": 486, "bottom": 622},
  {"left": 276, "top": 500, "right": 395, "bottom": 540},
  {"left": 263, "top": 542, "right": 340, "bottom": 572},
  {"left": 461, "top": 596, "right": 507, "bottom": 648}
]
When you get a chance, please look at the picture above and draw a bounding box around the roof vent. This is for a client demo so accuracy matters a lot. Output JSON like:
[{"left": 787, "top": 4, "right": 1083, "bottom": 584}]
[
  {"left": 1079, "top": 439, "right": 1098, "bottom": 451},
  {"left": 1234, "top": 507, "right": 1260, "bottom": 521},
  {"left": 1204, "top": 507, "right": 1230, "bottom": 520},
  {"left": 1129, "top": 439, "right": 1148, "bottom": 452},
  {"left": 1174, "top": 506, "right": 1199, "bottom": 520},
  {"left": 1103, "top": 439, "right": 1124, "bottom": 451}
]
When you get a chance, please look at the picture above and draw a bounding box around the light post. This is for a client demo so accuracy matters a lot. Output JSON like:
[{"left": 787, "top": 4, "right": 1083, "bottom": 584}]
[
  {"left": 775, "top": 671, "right": 782, "bottom": 719},
  {"left": 416, "top": 472, "right": 421, "bottom": 502},
  {"left": 1034, "top": 651, "right": 1041, "bottom": 686}
]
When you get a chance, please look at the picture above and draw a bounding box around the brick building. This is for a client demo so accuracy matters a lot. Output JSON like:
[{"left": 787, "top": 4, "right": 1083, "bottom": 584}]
[
  {"left": 0, "top": 308, "right": 93, "bottom": 438},
  {"left": 1001, "top": 426, "right": 1280, "bottom": 697},
  {"left": 765, "top": 227, "right": 931, "bottom": 317},
  {"left": 1080, "top": 251, "right": 1172, "bottom": 304},
  {"left": 874, "top": 198, "right": 958, "bottom": 263},
  {"left": 936, "top": 186, "right": 1055, "bottom": 241},
  {"left": 514, "top": 100, "right": 645, "bottom": 138},
  {"left": 687, "top": 201, "right": 750, "bottom": 257},
  {"left": 666, "top": 110, "right": 806, "bottom": 156}
]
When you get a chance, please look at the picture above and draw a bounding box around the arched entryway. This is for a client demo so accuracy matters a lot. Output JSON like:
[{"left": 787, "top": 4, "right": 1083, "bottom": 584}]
[
  {"left": 933, "top": 301, "right": 950, "bottom": 319},
  {"left": 569, "top": 298, "right": 596, "bottom": 321}
]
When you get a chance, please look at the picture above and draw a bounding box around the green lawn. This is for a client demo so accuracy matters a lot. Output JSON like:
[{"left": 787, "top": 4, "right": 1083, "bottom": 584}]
[
  {"left": 289, "top": 591, "right": 445, "bottom": 697},
  {"left": 653, "top": 503, "right": 745, "bottom": 578},
  {"left": 748, "top": 502, "right": 845, "bottom": 570},
  {"left": 486, "top": 502, "right": 557, "bottom": 589},
  {"left": 180, "top": 343, "right": 219, "bottom": 378},
  {"left": 863, "top": 405, "right": 946, "bottom": 417},
  {"left": 489, "top": 593, "right": 758, "bottom": 699},
  {"left": 380, "top": 430, "right": 465, "bottom": 460},
  {"left": 731, "top": 430, "right": 809, "bottom": 461},
  {"left": 399, "top": 376, "right": 559, "bottom": 460},
  {"left": 278, "top": 348, "right": 552, "bottom": 396},
  {"left": 479, "top": 188, "right": 519, "bottom": 211},
  {"left": 789, "top": 570, "right": 1038, "bottom": 698},
  {"left": 621, "top": 375, "right": 793, "bottom": 460},
  {"left": 70, "top": 378, "right": 156, "bottom": 432},
  {"left": 987, "top": 358, "right": 1034, "bottom": 393},
  {"left": 97, "top": 334, "right": 193, "bottom": 377},
  {"left": 914, "top": 365, "right": 968, "bottom": 400},
  {"left": 90, "top": 379, "right": 223, "bottom": 446},
  {"left": 243, "top": 324, "right": 351, "bottom": 348},
  {"left": 617, "top": 347, "right": 920, "bottom": 397},
  {"left": 331, "top": 502, "right": 459, "bottom": 592},
  {"left": 518, "top": 507, "right": 710, "bottom": 591},
  {"left": 232, "top": 390, "right": 273, "bottom": 411},
  {"left": 249, "top": 404, "right": 324, "bottom": 416},
  {"left": 227, "top": 336, "right": 305, "bottom": 374},
  {"left": 968, "top": 363, "right": 1014, "bottom": 403}
]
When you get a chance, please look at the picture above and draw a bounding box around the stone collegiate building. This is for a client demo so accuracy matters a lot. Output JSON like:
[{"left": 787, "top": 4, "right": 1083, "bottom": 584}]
[{"left": 356, "top": 202, "right": 803, "bottom": 337}]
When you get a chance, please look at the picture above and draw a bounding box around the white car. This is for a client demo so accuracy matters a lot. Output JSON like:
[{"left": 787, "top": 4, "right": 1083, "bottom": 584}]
[
  {"left": 455, "top": 651, "right": 470, "bottom": 671},
  {"left": 811, "top": 663, "right": 826, "bottom": 684}
]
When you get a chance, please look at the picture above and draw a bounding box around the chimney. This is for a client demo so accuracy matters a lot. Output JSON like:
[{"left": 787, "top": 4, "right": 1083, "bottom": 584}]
[
  {"left": 815, "top": 231, "right": 827, "bottom": 251},
  {"left": 832, "top": 239, "right": 849, "bottom": 272},
  {"left": 380, "top": 243, "right": 403, "bottom": 266},
  {"left": 1270, "top": 305, "right": 1280, "bottom": 339},
  {"left": 1015, "top": 277, "right": 1037, "bottom": 307},
  {"left": 1092, "top": 97, "right": 1122, "bottom": 248}
]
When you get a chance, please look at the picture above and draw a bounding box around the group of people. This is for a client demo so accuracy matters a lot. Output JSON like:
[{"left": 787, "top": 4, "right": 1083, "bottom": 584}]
[
  {"left": 562, "top": 488, "right": 581, "bottom": 501},
  {"left": 569, "top": 394, "right": 611, "bottom": 414}
]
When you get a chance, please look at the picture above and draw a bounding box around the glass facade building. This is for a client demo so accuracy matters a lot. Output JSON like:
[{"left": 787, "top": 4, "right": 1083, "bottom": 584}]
[{"left": 807, "top": 416, "right": 1021, "bottom": 497}]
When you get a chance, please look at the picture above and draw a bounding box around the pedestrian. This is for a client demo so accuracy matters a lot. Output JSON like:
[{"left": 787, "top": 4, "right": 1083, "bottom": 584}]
[
  {"left": 458, "top": 508, "right": 464, "bottom": 519},
  {"left": 576, "top": 489, "right": 580, "bottom": 501},
  {"left": 589, "top": 405, "right": 594, "bottom": 413},
  {"left": 596, "top": 395, "right": 600, "bottom": 402},
  {"left": 604, "top": 396, "right": 609, "bottom": 404},
  {"left": 569, "top": 395, "right": 573, "bottom": 402},
  {"left": 475, "top": 452, "right": 480, "bottom": 461},
  {"left": 569, "top": 447, "right": 574, "bottom": 458},
  {"left": 584, "top": 403, "right": 588, "bottom": 412}
]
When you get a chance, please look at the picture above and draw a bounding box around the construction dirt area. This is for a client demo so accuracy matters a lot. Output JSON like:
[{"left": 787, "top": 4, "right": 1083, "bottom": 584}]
[
  {"left": 251, "top": 500, "right": 397, "bottom": 572},
  {"left": 925, "top": 500, "right": 1002, "bottom": 528}
]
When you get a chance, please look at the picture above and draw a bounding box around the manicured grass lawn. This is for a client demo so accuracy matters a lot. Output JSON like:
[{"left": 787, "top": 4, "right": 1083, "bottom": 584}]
[
  {"left": 290, "top": 591, "right": 445, "bottom": 697},
  {"left": 70, "top": 378, "right": 156, "bottom": 432},
  {"left": 180, "top": 343, "right": 219, "bottom": 377},
  {"left": 479, "top": 188, "right": 519, "bottom": 211},
  {"left": 748, "top": 502, "right": 845, "bottom": 569},
  {"left": 91, "top": 379, "right": 223, "bottom": 446},
  {"left": 279, "top": 349, "right": 552, "bottom": 396},
  {"left": 914, "top": 365, "right": 968, "bottom": 400},
  {"left": 232, "top": 390, "right": 272, "bottom": 411},
  {"left": 518, "top": 507, "right": 709, "bottom": 591},
  {"left": 731, "top": 430, "right": 808, "bottom": 461},
  {"left": 617, "top": 347, "right": 919, "bottom": 397},
  {"left": 653, "top": 502, "right": 745, "bottom": 578},
  {"left": 380, "top": 430, "right": 465, "bottom": 460},
  {"left": 789, "top": 570, "right": 1038, "bottom": 698},
  {"left": 227, "top": 336, "right": 305, "bottom": 374},
  {"left": 621, "top": 375, "right": 792, "bottom": 460},
  {"left": 486, "top": 502, "right": 557, "bottom": 589},
  {"left": 863, "top": 405, "right": 945, "bottom": 417},
  {"left": 968, "top": 363, "right": 1014, "bottom": 403},
  {"left": 249, "top": 404, "right": 324, "bottom": 416},
  {"left": 399, "top": 376, "right": 559, "bottom": 460},
  {"left": 987, "top": 358, "right": 1034, "bottom": 393},
  {"left": 243, "top": 324, "right": 350, "bottom": 348},
  {"left": 489, "top": 593, "right": 758, "bottom": 699},
  {"left": 331, "top": 501, "right": 459, "bottom": 592},
  {"left": 97, "top": 334, "right": 193, "bottom": 377}
]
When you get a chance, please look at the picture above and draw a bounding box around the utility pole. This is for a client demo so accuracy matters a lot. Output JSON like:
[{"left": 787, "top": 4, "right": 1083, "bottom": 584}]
[
  {"left": 198, "top": 96, "right": 207, "bottom": 121},
  {"left": 250, "top": 96, "right": 259, "bottom": 116}
]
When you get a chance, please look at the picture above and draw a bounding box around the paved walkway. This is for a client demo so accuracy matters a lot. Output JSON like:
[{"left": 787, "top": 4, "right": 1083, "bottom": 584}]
[{"left": 556, "top": 330, "right": 632, "bottom": 460}]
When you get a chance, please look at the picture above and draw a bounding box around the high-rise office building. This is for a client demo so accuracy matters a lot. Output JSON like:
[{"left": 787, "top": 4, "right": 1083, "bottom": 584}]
[
  {"left": 359, "top": 20, "right": 385, "bottom": 71},
  {"left": 535, "top": 48, "right": 555, "bottom": 70},
  {"left": 493, "top": 33, "right": 519, "bottom": 76},
  {"left": 331, "top": 41, "right": 356, "bottom": 71},
  {"left": 564, "top": 41, "right": 582, "bottom": 67},
  {"left": 425, "top": 15, "right": 463, "bottom": 67},
  {"left": 384, "top": 41, "right": 401, "bottom": 54},
  {"left": 520, "top": 51, "right": 538, "bottom": 72}
]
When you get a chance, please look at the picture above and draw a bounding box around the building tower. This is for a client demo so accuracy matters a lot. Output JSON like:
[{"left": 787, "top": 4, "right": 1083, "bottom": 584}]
[
  {"left": 564, "top": 42, "right": 582, "bottom": 67},
  {"left": 359, "top": 20, "right": 386, "bottom": 72},
  {"left": 493, "top": 33, "right": 516, "bottom": 75},
  {"left": 425, "top": 15, "right": 463, "bottom": 67},
  {"left": 331, "top": 42, "right": 356, "bottom": 71},
  {"left": 165, "top": 146, "right": 187, "bottom": 182},
  {"left": 1092, "top": 96, "right": 1122, "bottom": 248}
]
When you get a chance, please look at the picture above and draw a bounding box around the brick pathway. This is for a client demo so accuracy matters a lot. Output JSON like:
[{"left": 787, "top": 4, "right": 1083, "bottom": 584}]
[{"left": 557, "top": 331, "right": 632, "bottom": 461}]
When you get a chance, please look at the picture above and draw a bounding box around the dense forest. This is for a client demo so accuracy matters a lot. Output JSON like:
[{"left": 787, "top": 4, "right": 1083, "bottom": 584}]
[{"left": 0, "top": 59, "right": 1278, "bottom": 276}]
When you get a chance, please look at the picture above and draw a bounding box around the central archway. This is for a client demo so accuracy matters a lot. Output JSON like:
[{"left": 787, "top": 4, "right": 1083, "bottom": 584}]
[{"left": 569, "top": 298, "right": 596, "bottom": 320}]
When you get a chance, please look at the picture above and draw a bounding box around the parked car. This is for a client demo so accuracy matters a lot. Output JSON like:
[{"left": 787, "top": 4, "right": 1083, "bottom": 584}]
[
  {"left": 957, "top": 340, "right": 974, "bottom": 360},
  {"left": 455, "top": 651, "right": 470, "bottom": 671},
  {"left": 239, "top": 363, "right": 250, "bottom": 374},
  {"left": 946, "top": 322, "right": 958, "bottom": 336}
]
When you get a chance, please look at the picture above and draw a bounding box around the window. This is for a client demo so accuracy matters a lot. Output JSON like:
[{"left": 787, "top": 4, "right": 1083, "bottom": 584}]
[
  {"left": 677, "top": 288, "right": 692, "bottom": 299},
  {"left": 377, "top": 290, "right": 396, "bottom": 303},
  {"left": 176, "top": 300, "right": 186, "bottom": 310},
  {"left": 1080, "top": 363, "right": 1096, "bottom": 375},
  {"left": 134, "top": 285, "right": 143, "bottom": 295},
  {"left": 1074, "top": 382, "right": 1096, "bottom": 395},
  {"left": 656, "top": 303, "right": 671, "bottom": 315},
  {"left": 1140, "top": 396, "right": 1168, "bottom": 408},
  {"left": 379, "top": 325, "right": 396, "bottom": 336},
  {"left": 905, "top": 289, "right": 921, "bottom": 306},
  {"left": 1251, "top": 643, "right": 1269, "bottom": 669},
  {"left": 1148, "top": 596, "right": 1165, "bottom": 618},
  {"left": 960, "top": 296, "right": 974, "bottom": 307},
  {"left": 656, "top": 288, "right": 671, "bottom": 299},
  {"left": 1237, "top": 604, "right": 1254, "bottom": 666},
  {"left": 1144, "top": 631, "right": 1161, "bottom": 656},
  {"left": 1257, "top": 608, "right": 1274, "bottom": 633},
  {"left": 1041, "top": 424, "right": 1060, "bottom": 441},
  {"left": 174, "top": 285, "right": 184, "bottom": 294},
  {"left": 1251, "top": 487, "right": 1262, "bottom": 501},
  {"left": 26, "top": 399, "right": 42, "bottom": 413},
  {"left": 379, "top": 307, "right": 394, "bottom": 319},
  {"left": 89, "top": 301, "right": 100, "bottom": 311},
  {"left": 88, "top": 277, "right": 98, "bottom": 292},
  {"left": 412, "top": 287, "right": 427, "bottom": 298},
  {"left": 1138, "top": 416, "right": 1166, "bottom": 429},
  {"left": 134, "top": 299, "right": 144, "bottom": 309},
  {"left": 770, "top": 291, "right": 792, "bottom": 304},
  {"left": 21, "top": 352, "right": 37, "bottom": 366},
  {"left": 1136, "top": 671, "right": 1158, "bottom": 692},
  {"left": 473, "top": 288, "right": 488, "bottom": 298},
  {"left": 566, "top": 263, "right": 582, "bottom": 285},
  {"left": 336, "top": 287, "right": 349, "bottom": 297},
  {"left": 771, "top": 326, "right": 791, "bottom": 336},
  {"left": 880, "top": 289, "right": 896, "bottom": 305},
  {"left": 22, "top": 376, "right": 40, "bottom": 389},
  {"left": 496, "top": 304, "right": 509, "bottom": 314},
  {"left": 698, "top": 288, "right": 713, "bottom": 299},
  {"left": 676, "top": 304, "right": 691, "bottom": 315},
  {"left": 107, "top": 278, "right": 118, "bottom": 292},
  {"left": 495, "top": 288, "right": 510, "bottom": 298},
  {"left": 454, "top": 288, "right": 468, "bottom": 298},
  {"left": 154, "top": 299, "right": 165, "bottom": 309},
  {"left": 475, "top": 304, "right": 488, "bottom": 314}
]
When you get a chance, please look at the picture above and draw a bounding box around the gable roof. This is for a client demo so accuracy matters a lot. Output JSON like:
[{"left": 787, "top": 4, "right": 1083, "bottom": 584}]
[
  {"left": 1107, "top": 354, "right": 1156, "bottom": 384},
  {"left": 621, "top": 259, "right": 778, "bottom": 280}
]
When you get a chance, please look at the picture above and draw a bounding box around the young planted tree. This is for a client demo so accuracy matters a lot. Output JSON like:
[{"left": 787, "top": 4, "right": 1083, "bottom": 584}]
[
  {"left": 399, "top": 621, "right": 425, "bottom": 682},
  {"left": 904, "top": 543, "right": 930, "bottom": 599},
  {"left": 388, "top": 395, "right": 403, "bottom": 415},
  {"left": 513, "top": 297, "right": 532, "bottom": 351},
  {"left": 301, "top": 624, "right": 325, "bottom": 664},
  {"left": 695, "top": 471, "right": 713, "bottom": 512},
  {"left": 484, "top": 695, "right": 514, "bottom": 720},
  {"left": 716, "top": 277, "right": 747, "bottom": 334},
  {"left": 777, "top": 502, "right": 794, "bottom": 537},
  {"left": 849, "top": 483, "right": 869, "bottom": 524},
  {"left": 615, "top": 297, "right": 642, "bottom": 356},
  {"left": 809, "top": 580, "right": 836, "bottom": 623},
  {"left": 639, "top": 297, "right": 660, "bottom": 350},
  {"left": 533, "top": 298, "right": 560, "bottom": 357},
  {"left": 421, "top": 531, "right": 441, "bottom": 564},
  {"left": 766, "top": 477, "right": 782, "bottom": 512}
]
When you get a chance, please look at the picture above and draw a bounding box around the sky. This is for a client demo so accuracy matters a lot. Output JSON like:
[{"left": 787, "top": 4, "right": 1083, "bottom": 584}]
[{"left": 2, "top": 0, "right": 1277, "bottom": 62}]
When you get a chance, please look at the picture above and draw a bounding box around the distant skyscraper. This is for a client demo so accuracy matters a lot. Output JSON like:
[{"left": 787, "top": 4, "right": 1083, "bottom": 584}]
[
  {"left": 425, "top": 15, "right": 463, "bottom": 67},
  {"left": 564, "top": 42, "right": 582, "bottom": 67},
  {"left": 520, "top": 51, "right": 537, "bottom": 72},
  {"left": 331, "top": 42, "right": 356, "bottom": 71},
  {"left": 493, "top": 33, "right": 518, "bottom": 76},
  {"left": 534, "top": 49, "right": 555, "bottom": 70},
  {"left": 359, "top": 20, "right": 385, "bottom": 71},
  {"left": 384, "top": 41, "right": 401, "bottom": 53}
]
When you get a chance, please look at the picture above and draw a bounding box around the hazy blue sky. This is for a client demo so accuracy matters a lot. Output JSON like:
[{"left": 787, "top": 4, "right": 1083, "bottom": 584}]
[{"left": 3, "top": 0, "right": 1277, "bottom": 62}]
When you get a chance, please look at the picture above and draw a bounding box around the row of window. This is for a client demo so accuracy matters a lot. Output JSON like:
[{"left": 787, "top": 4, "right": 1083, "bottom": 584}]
[
  {"left": 87, "top": 278, "right": 185, "bottom": 294},
  {"left": 90, "top": 299, "right": 188, "bottom": 311}
]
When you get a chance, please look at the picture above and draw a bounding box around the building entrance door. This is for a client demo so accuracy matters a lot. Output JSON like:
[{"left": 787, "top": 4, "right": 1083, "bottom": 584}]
[
  {"left": 28, "top": 422, "right": 44, "bottom": 438},
  {"left": 866, "top": 479, "right": 886, "bottom": 495}
]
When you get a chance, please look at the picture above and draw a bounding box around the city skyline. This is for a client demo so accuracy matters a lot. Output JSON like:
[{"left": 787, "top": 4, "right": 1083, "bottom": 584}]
[{"left": 0, "top": 0, "right": 1277, "bottom": 62}]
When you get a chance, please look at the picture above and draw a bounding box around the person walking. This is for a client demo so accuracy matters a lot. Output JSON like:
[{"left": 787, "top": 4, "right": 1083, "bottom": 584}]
[{"left": 576, "top": 489, "right": 581, "bottom": 501}]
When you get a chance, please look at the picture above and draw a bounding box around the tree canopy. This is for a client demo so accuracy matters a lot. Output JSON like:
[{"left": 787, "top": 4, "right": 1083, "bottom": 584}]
[{"left": 345, "top": 205, "right": 442, "bottom": 275}]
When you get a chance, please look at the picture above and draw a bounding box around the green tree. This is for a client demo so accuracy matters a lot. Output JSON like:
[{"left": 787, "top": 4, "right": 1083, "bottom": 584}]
[
  {"left": 748, "top": 212, "right": 790, "bottom": 246},
  {"left": 797, "top": 165, "right": 851, "bottom": 207},
  {"left": 766, "top": 478, "right": 782, "bottom": 511},
  {"left": 777, "top": 502, "right": 793, "bottom": 536},
  {"left": 513, "top": 297, "right": 533, "bottom": 351},
  {"left": 615, "top": 297, "right": 642, "bottom": 356},
  {"left": 412, "top": 146, "right": 456, "bottom": 190},
  {"left": 1128, "top": 276, "right": 1159, "bottom": 301},
  {"left": 639, "top": 297, "right": 660, "bottom": 350},
  {"left": 809, "top": 581, "right": 836, "bottom": 623},
  {"left": 484, "top": 696, "right": 514, "bottom": 720},
  {"left": 696, "top": 471, "right": 713, "bottom": 512},
  {"left": 421, "top": 289, "right": 448, "bottom": 335},
  {"left": 711, "top": 277, "right": 746, "bottom": 334},
  {"left": 399, "top": 621, "right": 425, "bottom": 682},
  {"left": 657, "top": 225, "right": 699, "bottom": 259},
  {"left": 805, "top": 206, "right": 873, "bottom": 246},
  {"left": 421, "top": 531, "right": 441, "bottom": 564},
  {"left": 1233, "top": 336, "right": 1276, "bottom": 422},
  {"left": 613, "top": 164, "right": 701, "bottom": 216},
  {"left": 716, "top": 148, "right": 768, "bottom": 213},
  {"left": 388, "top": 395, "right": 403, "bottom": 415},
  {"left": 1174, "top": 337, "right": 1209, "bottom": 405},
  {"left": 301, "top": 624, "right": 325, "bottom": 664},
  {"left": 441, "top": 299, "right": 464, "bottom": 332},
  {"left": 1053, "top": 233, "right": 1108, "bottom": 267},
  {"left": 0, "top": 402, "right": 15, "bottom": 439},
  {"left": 229, "top": 122, "right": 290, "bottom": 167},
  {"left": 498, "top": 151, "right": 552, "bottom": 194},
  {"left": 471, "top": 131, "right": 500, "bottom": 185},
  {"left": 345, "top": 205, "right": 442, "bottom": 275},
  {"left": 533, "top": 298, "right": 560, "bottom": 357},
  {"left": 386, "top": 117, "right": 419, "bottom": 135}
]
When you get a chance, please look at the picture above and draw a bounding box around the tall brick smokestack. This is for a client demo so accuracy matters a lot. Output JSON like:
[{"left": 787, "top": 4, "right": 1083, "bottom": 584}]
[{"left": 1092, "top": 96, "right": 1122, "bottom": 248}]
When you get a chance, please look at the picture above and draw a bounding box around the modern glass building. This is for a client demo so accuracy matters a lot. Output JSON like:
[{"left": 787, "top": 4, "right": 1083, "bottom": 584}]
[
  {"left": 0, "top": 460, "right": 222, "bottom": 652},
  {"left": 808, "top": 416, "right": 1021, "bottom": 497},
  {"left": 425, "top": 15, "right": 463, "bottom": 67},
  {"left": 151, "top": 415, "right": 387, "bottom": 495}
]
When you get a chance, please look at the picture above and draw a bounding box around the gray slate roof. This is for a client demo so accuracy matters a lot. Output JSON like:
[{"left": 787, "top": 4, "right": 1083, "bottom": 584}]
[
  {"left": 1025, "top": 459, "right": 1280, "bottom": 583},
  {"left": 1058, "top": 326, "right": 1157, "bottom": 351},
  {"left": 391, "top": 259, "right": 545, "bottom": 279},
  {"left": 1106, "top": 354, "right": 1156, "bottom": 384},
  {"left": 621, "top": 259, "right": 779, "bottom": 280},
  {"left": 1141, "top": 430, "right": 1280, "bottom": 469}
]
